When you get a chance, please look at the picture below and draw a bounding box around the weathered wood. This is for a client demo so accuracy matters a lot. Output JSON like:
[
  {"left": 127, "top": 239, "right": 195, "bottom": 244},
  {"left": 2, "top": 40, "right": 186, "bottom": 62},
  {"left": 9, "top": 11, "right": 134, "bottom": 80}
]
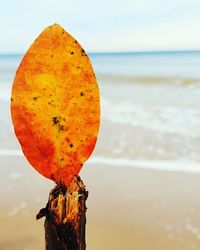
[{"left": 37, "top": 176, "right": 88, "bottom": 250}]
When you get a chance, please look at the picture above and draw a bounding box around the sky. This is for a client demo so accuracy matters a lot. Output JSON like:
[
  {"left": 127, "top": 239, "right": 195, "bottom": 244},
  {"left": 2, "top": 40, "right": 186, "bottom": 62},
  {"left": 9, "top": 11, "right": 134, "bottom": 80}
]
[{"left": 1, "top": 0, "right": 200, "bottom": 53}]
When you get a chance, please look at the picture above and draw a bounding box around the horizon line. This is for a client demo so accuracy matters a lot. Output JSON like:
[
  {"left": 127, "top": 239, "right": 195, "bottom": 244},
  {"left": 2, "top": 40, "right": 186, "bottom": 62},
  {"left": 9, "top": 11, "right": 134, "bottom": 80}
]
[{"left": 1, "top": 49, "right": 200, "bottom": 56}]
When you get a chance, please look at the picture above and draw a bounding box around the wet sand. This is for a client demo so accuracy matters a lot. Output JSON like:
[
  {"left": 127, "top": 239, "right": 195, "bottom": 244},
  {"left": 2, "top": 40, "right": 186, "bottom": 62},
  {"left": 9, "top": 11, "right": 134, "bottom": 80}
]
[{"left": 1, "top": 156, "right": 200, "bottom": 250}]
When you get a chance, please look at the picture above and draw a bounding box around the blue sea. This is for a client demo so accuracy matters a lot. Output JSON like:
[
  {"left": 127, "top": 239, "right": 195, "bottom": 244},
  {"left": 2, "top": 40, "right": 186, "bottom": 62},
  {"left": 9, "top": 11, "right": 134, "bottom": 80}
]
[
  {"left": 1, "top": 51, "right": 200, "bottom": 172},
  {"left": 2, "top": 51, "right": 200, "bottom": 81},
  {"left": 91, "top": 51, "right": 200, "bottom": 78}
]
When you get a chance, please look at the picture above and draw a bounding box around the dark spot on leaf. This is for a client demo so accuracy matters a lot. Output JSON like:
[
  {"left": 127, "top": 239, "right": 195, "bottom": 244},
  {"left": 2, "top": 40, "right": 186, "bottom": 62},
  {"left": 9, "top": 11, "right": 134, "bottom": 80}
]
[
  {"left": 51, "top": 55, "right": 53, "bottom": 58},
  {"left": 33, "top": 96, "right": 39, "bottom": 101},
  {"left": 69, "top": 143, "right": 74, "bottom": 148},
  {"left": 80, "top": 92, "right": 84, "bottom": 96},
  {"left": 74, "top": 40, "right": 78, "bottom": 43},
  {"left": 11, "top": 98, "right": 13, "bottom": 101},
  {"left": 70, "top": 51, "right": 74, "bottom": 55},
  {"left": 59, "top": 125, "right": 64, "bottom": 131},
  {"left": 60, "top": 157, "right": 64, "bottom": 161},
  {"left": 81, "top": 49, "right": 86, "bottom": 56},
  {"left": 52, "top": 116, "right": 59, "bottom": 124}
]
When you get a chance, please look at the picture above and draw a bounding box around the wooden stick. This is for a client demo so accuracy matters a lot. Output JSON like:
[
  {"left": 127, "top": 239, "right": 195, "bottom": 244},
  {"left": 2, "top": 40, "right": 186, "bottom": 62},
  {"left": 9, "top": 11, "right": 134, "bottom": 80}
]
[{"left": 37, "top": 175, "right": 88, "bottom": 250}]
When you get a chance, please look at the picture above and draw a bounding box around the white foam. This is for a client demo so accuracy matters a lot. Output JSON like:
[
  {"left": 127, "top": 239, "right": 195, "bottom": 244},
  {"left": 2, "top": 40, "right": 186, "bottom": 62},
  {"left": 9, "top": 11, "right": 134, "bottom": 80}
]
[
  {"left": 0, "top": 81, "right": 12, "bottom": 101},
  {"left": 9, "top": 172, "right": 22, "bottom": 179},
  {"left": 7, "top": 202, "right": 27, "bottom": 217},
  {"left": 87, "top": 156, "right": 200, "bottom": 174},
  {"left": 101, "top": 98, "right": 200, "bottom": 137},
  {"left": 0, "top": 149, "right": 22, "bottom": 156},
  {"left": 1, "top": 148, "right": 200, "bottom": 174}
]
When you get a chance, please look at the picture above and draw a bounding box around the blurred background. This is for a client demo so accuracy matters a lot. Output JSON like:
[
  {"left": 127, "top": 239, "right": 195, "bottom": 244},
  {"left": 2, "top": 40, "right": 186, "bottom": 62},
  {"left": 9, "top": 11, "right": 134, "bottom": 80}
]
[{"left": 1, "top": 0, "right": 200, "bottom": 249}]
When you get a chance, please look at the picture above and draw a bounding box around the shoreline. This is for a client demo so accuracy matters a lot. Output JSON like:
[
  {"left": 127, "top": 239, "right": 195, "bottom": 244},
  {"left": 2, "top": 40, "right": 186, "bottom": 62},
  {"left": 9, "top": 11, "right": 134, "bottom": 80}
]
[{"left": 1, "top": 150, "right": 200, "bottom": 174}]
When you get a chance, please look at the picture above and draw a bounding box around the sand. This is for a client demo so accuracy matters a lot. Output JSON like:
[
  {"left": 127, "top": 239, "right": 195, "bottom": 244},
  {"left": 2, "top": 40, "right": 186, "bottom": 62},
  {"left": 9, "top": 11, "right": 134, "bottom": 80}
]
[{"left": 1, "top": 155, "right": 200, "bottom": 250}]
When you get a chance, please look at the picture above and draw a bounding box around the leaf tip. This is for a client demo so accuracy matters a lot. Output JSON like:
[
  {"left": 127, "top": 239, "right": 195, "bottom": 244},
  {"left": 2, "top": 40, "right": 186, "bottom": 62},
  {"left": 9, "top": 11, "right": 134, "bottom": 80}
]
[{"left": 49, "top": 23, "right": 64, "bottom": 31}]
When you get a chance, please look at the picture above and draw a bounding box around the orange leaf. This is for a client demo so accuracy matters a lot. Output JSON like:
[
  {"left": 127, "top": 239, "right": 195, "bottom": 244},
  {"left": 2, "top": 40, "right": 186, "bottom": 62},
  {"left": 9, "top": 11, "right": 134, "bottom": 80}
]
[{"left": 11, "top": 24, "right": 100, "bottom": 187}]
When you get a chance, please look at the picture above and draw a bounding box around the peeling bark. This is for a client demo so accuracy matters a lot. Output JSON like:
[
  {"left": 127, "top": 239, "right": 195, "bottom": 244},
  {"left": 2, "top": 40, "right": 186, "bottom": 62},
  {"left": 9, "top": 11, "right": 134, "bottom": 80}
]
[{"left": 37, "top": 176, "right": 88, "bottom": 250}]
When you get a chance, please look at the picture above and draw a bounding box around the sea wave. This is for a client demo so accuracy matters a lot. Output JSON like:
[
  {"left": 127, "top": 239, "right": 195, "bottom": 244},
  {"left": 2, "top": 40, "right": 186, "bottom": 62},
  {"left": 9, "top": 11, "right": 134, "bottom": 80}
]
[
  {"left": 0, "top": 149, "right": 200, "bottom": 174},
  {"left": 97, "top": 74, "right": 200, "bottom": 85},
  {"left": 2, "top": 75, "right": 200, "bottom": 101},
  {"left": 101, "top": 98, "right": 200, "bottom": 137}
]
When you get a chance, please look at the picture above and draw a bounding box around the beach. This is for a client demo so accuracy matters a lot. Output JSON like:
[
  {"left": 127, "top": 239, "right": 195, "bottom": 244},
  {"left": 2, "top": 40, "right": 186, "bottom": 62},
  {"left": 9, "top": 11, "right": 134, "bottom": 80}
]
[
  {"left": 1, "top": 156, "right": 200, "bottom": 250},
  {"left": 1, "top": 51, "right": 200, "bottom": 249}
]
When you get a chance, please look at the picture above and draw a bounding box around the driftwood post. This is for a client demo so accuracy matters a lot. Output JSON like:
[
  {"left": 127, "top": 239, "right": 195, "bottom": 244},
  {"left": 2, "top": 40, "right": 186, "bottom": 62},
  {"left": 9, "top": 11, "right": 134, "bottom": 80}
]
[{"left": 37, "top": 176, "right": 88, "bottom": 250}]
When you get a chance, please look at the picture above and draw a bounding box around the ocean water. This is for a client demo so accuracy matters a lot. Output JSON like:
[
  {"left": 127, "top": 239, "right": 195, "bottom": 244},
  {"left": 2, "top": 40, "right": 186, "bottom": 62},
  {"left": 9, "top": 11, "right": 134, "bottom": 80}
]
[
  {"left": 90, "top": 51, "right": 200, "bottom": 78},
  {"left": 1, "top": 51, "right": 200, "bottom": 172}
]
